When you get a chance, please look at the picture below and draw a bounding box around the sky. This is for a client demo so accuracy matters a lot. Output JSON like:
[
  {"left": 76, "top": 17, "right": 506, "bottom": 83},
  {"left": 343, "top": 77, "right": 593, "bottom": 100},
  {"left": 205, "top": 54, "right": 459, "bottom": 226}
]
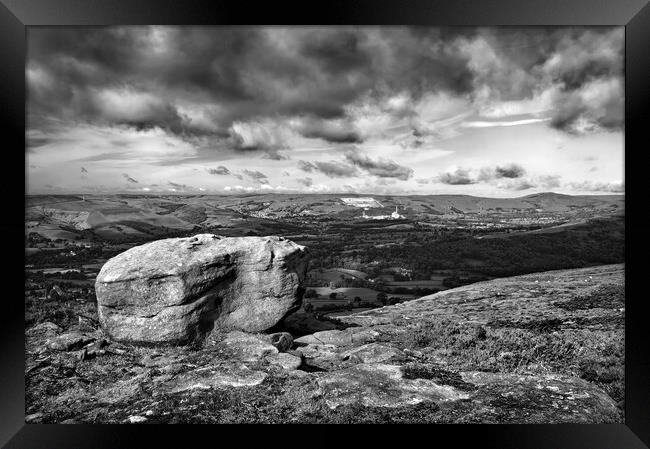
[{"left": 26, "top": 26, "right": 624, "bottom": 197}]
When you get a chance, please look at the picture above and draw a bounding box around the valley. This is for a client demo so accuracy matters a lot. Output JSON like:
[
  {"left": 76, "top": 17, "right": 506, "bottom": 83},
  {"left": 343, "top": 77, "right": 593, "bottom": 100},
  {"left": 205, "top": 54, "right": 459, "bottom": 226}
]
[{"left": 25, "top": 192, "right": 624, "bottom": 318}]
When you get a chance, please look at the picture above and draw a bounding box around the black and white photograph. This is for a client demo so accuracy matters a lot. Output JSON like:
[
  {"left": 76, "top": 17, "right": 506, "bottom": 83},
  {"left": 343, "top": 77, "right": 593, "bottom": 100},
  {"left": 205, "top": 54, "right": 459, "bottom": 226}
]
[{"left": 24, "top": 25, "right": 625, "bottom": 424}]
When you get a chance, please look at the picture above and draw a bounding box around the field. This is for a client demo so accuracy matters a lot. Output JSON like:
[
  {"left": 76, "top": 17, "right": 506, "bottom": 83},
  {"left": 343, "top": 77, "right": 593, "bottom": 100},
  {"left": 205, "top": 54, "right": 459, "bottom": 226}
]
[
  {"left": 25, "top": 192, "right": 625, "bottom": 319},
  {"left": 309, "top": 287, "right": 413, "bottom": 303}
]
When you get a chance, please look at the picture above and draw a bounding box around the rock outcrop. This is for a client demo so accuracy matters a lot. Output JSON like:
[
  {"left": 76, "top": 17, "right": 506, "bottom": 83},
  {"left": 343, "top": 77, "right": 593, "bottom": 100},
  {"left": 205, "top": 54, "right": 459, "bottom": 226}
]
[
  {"left": 95, "top": 234, "right": 309, "bottom": 345},
  {"left": 27, "top": 264, "right": 624, "bottom": 424}
]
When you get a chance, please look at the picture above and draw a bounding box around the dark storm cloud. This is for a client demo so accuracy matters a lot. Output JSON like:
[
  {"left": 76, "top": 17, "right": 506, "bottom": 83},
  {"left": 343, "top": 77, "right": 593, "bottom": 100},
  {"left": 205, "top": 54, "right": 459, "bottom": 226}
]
[
  {"left": 26, "top": 27, "right": 479, "bottom": 134},
  {"left": 27, "top": 26, "right": 623, "bottom": 148},
  {"left": 207, "top": 166, "right": 230, "bottom": 175},
  {"left": 297, "top": 159, "right": 358, "bottom": 178},
  {"left": 122, "top": 173, "right": 138, "bottom": 183},
  {"left": 344, "top": 151, "right": 413, "bottom": 180}
]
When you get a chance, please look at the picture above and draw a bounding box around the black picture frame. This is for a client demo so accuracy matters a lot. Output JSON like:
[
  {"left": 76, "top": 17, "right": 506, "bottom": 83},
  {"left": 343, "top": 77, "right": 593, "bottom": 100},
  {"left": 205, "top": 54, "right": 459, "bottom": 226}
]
[{"left": 2, "top": 0, "right": 648, "bottom": 447}]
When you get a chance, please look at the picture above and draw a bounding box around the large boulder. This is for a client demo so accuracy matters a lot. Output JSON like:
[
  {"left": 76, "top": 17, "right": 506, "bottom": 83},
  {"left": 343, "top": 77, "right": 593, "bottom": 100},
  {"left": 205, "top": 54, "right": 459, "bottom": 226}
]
[{"left": 95, "top": 234, "right": 309, "bottom": 345}]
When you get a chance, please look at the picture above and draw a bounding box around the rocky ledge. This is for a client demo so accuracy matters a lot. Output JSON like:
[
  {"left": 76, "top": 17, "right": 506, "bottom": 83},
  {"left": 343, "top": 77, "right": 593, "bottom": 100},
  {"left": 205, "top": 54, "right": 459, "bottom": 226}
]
[{"left": 26, "top": 263, "right": 624, "bottom": 424}]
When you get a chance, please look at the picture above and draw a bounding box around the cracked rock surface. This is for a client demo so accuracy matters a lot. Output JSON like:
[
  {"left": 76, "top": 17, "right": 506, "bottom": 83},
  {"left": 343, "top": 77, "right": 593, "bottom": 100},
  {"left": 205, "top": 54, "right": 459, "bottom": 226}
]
[{"left": 95, "top": 235, "right": 309, "bottom": 345}]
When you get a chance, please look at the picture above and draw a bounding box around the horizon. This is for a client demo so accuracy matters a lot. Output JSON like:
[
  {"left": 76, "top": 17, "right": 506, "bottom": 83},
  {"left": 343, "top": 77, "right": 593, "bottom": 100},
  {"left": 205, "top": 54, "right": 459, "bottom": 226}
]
[{"left": 25, "top": 190, "right": 624, "bottom": 199}]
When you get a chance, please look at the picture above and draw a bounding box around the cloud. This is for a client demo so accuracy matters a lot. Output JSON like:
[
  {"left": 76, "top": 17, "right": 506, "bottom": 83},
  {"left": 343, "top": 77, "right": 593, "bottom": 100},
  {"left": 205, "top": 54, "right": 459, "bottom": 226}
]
[
  {"left": 477, "top": 163, "right": 526, "bottom": 182},
  {"left": 122, "top": 173, "right": 139, "bottom": 183},
  {"left": 167, "top": 181, "right": 204, "bottom": 192},
  {"left": 497, "top": 178, "right": 537, "bottom": 191},
  {"left": 568, "top": 180, "right": 624, "bottom": 193},
  {"left": 291, "top": 117, "right": 362, "bottom": 143},
  {"left": 261, "top": 148, "right": 290, "bottom": 160},
  {"left": 344, "top": 151, "right": 413, "bottom": 180},
  {"left": 548, "top": 78, "right": 623, "bottom": 134},
  {"left": 25, "top": 27, "right": 623, "bottom": 194},
  {"left": 224, "top": 185, "right": 256, "bottom": 193},
  {"left": 462, "top": 118, "right": 549, "bottom": 128},
  {"left": 495, "top": 163, "right": 526, "bottom": 179},
  {"left": 297, "top": 159, "right": 358, "bottom": 178},
  {"left": 537, "top": 174, "right": 562, "bottom": 188},
  {"left": 241, "top": 169, "right": 269, "bottom": 183},
  {"left": 437, "top": 168, "right": 476, "bottom": 185},
  {"left": 27, "top": 26, "right": 623, "bottom": 149},
  {"left": 229, "top": 120, "right": 286, "bottom": 151},
  {"left": 297, "top": 161, "right": 317, "bottom": 172},
  {"left": 91, "top": 87, "right": 186, "bottom": 133},
  {"left": 207, "top": 165, "right": 230, "bottom": 175},
  {"left": 296, "top": 177, "right": 313, "bottom": 187},
  {"left": 439, "top": 164, "right": 529, "bottom": 186}
]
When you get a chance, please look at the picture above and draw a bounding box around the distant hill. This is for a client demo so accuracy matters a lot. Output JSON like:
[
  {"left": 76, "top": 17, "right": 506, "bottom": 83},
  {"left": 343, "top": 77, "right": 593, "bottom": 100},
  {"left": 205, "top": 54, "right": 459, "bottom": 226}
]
[{"left": 24, "top": 193, "right": 624, "bottom": 242}]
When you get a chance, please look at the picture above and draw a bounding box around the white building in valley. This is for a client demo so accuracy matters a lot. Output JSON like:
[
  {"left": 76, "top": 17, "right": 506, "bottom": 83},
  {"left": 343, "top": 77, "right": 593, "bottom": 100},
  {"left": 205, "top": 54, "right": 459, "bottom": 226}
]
[{"left": 362, "top": 205, "right": 404, "bottom": 220}]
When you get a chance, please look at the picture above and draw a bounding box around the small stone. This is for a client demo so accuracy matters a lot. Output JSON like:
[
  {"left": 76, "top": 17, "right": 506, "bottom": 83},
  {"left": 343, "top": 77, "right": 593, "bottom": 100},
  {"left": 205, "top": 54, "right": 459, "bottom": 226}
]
[
  {"left": 59, "top": 419, "right": 77, "bottom": 424},
  {"left": 126, "top": 415, "right": 147, "bottom": 424},
  {"left": 164, "top": 363, "right": 267, "bottom": 393},
  {"left": 217, "top": 331, "right": 279, "bottom": 362},
  {"left": 497, "top": 351, "right": 514, "bottom": 360},
  {"left": 266, "top": 352, "right": 302, "bottom": 370},
  {"left": 46, "top": 332, "right": 94, "bottom": 351},
  {"left": 267, "top": 332, "right": 293, "bottom": 352},
  {"left": 25, "top": 413, "right": 44, "bottom": 423},
  {"left": 294, "top": 328, "right": 379, "bottom": 346},
  {"left": 26, "top": 322, "right": 61, "bottom": 338},
  {"left": 341, "top": 343, "right": 403, "bottom": 364}
]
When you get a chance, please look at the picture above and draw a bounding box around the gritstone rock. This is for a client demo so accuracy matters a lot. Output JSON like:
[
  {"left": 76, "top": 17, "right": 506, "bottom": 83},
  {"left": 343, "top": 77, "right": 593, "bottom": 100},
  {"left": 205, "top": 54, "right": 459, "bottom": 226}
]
[{"left": 95, "top": 234, "right": 309, "bottom": 345}]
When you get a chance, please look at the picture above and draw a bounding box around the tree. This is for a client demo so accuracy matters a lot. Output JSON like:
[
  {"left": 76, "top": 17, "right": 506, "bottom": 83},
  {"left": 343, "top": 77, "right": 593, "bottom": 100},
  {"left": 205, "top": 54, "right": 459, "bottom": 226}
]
[
  {"left": 304, "top": 289, "right": 318, "bottom": 299},
  {"left": 377, "top": 292, "right": 388, "bottom": 305},
  {"left": 329, "top": 292, "right": 338, "bottom": 300}
]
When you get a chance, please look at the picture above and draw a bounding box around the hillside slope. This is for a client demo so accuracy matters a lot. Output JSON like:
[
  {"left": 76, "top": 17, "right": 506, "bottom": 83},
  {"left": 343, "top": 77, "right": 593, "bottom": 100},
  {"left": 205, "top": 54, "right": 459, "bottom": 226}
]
[{"left": 25, "top": 264, "right": 624, "bottom": 423}]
